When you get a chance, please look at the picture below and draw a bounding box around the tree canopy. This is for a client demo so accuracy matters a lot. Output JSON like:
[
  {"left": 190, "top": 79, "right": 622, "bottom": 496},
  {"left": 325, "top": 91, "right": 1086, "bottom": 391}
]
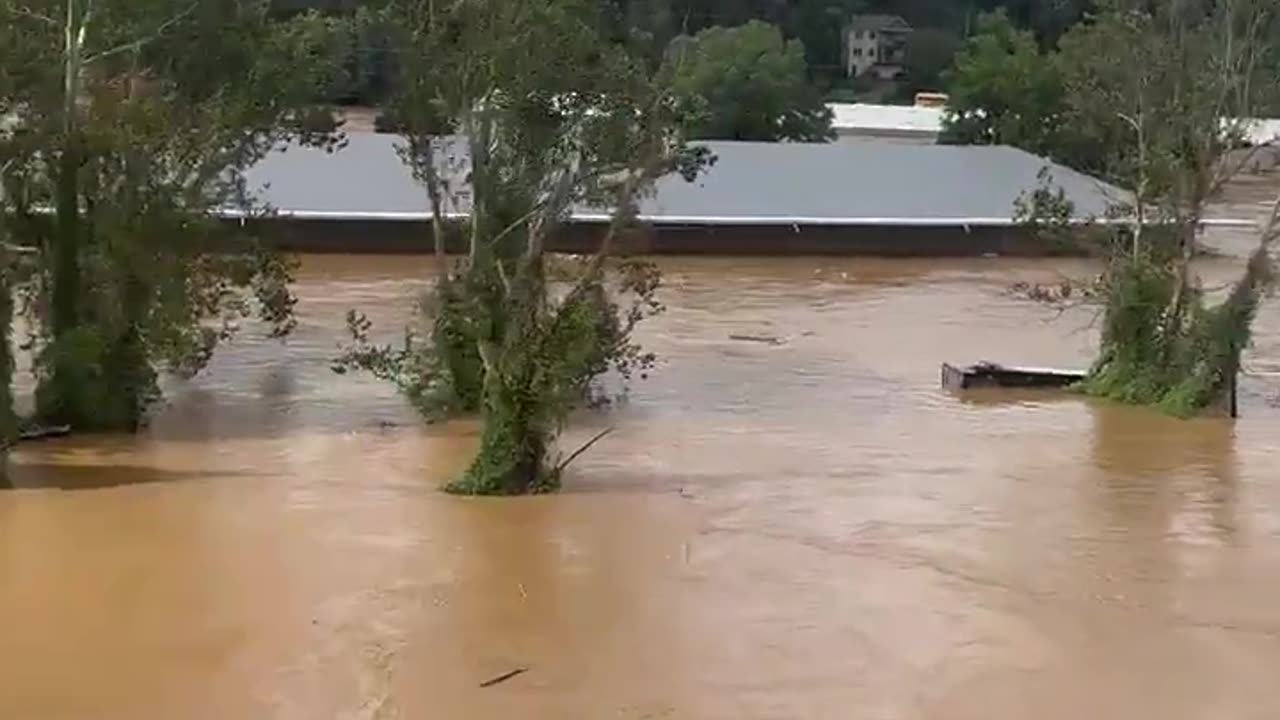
[
  {"left": 335, "top": 0, "right": 706, "bottom": 494},
  {"left": 667, "top": 21, "right": 833, "bottom": 141},
  {"left": 1011, "top": 0, "right": 1280, "bottom": 416},
  {"left": 289, "top": 0, "right": 1095, "bottom": 110},
  {"left": 939, "top": 11, "right": 1066, "bottom": 156},
  {"left": 0, "top": 0, "right": 339, "bottom": 432}
]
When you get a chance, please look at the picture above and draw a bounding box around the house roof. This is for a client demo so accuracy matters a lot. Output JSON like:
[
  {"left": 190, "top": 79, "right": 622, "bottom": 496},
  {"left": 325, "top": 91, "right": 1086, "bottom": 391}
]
[
  {"left": 238, "top": 132, "right": 1126, "bottom": 227},
  {"left": 848, "top": 14, "right": 911, "bottom": 32}
]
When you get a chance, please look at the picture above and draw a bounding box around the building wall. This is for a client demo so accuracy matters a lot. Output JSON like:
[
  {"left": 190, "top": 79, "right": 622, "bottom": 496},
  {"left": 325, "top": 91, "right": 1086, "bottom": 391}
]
[
  {"left": 845, "top": 29, "right": 879, "bottom": 76},
  {"left": 832, "top": 127, "right": 939, "bottom": 144},
  {"left": 244, "top": 219, "right": 1090, "bottom": 257},
  {"left": 845, "top": 27, "right": 909, "bottom": 77}
]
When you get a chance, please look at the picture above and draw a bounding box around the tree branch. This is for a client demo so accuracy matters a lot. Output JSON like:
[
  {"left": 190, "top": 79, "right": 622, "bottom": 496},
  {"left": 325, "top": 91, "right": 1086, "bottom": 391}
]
[
  {"left": 5, "top": 4, "right": 57, "bottom": 25},
  {"left": 555, "top": 427, "right": 614, "bottom": 474},
  {"left": 85, "top": 2, "right": 196, "bottom": 64}
]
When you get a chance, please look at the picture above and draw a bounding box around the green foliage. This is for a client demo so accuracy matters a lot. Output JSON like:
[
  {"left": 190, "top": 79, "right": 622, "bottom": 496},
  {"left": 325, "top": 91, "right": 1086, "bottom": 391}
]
[
  {"left": 0, "top": 0, "right": 338, "bottom": 431},
  {"left": 0, "top": 246, "right": 17, "bottom": 458},
  {"left": 445, "top": 262, "right": 660, "bottom": 495},
  {"left": 666, "top": 21, "right": 833, "bottom": 142},
  {"left": 335, "top": 267, "right": 493, "bottom": 419},
  {"left": 781, "top": 0, "right": 865, "bottom": 88},
  {"left": 1080, "top": 249, "right": 1267, "bottom": 417},
  {"left": 940, "top": 11, "right": 1068, "bottom": 156},
  {"left": 944, "top": 2, "right": 1280, "bottom": 180},
  {"left": 287, "top": 0, "right": 1100, "bottom": 118},
  {"left": 1011, "top": 0, "right": 1280, "bottom": 418},
  {"left": 895, "top": 27, "right": 961, "bottom": 99},
  {"left": 336, "top": 0, "right": 701, "bottom": 495},
  {"left": 1055, "top": 0, "right": 1280, "bottom": 194}
]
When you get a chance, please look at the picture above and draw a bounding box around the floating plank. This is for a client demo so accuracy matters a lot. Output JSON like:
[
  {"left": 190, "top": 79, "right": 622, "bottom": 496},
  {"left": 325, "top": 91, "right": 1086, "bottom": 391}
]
[{"left": 941, "top": 362, "right": 1085, "bottom": 391}]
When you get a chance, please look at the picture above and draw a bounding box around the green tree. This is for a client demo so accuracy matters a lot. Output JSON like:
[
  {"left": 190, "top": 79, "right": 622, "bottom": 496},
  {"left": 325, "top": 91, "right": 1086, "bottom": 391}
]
[
  {"left": 667, "top": 21, "right": 833, "bottom": 141},
  {"left": 1024, "top": 0, "right": 1280, "bottom": 416},
  {"left": 782, "top": 0, "right": 865, "bottom": 88},
  {"left": 897, "top": 26, "right": 961, "bottom": 99},
  {"left": 0, "top": 0, "right": 339, "bottom": 431},
  {"left": 336, "top": 0, "right": 705, "bottom": 494},
  {"left": 940, "top": 10, "right": 1067, "bottom": 157},
  {"left": 0, "top": 11, "right": 42, "bottom": 459},
  {"left": 983, "top": 0, "right": 1091, "bottom": 44}
]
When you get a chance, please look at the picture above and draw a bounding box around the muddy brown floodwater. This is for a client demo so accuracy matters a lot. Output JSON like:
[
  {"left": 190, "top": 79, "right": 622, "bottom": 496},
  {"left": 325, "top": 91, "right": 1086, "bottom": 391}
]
[{"left": 4, "top": 185, "right": 1280, "bottom": 720}]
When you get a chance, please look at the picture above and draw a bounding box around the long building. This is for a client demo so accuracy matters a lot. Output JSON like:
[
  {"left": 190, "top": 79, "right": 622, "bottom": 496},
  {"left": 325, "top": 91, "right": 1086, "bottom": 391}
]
[{"left": 238, "top": 133, "right": 1139, "bottom": 256}]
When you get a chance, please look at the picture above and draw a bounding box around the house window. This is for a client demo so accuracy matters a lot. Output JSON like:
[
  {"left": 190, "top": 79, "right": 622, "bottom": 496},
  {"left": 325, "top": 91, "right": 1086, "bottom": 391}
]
[
  {"left": 869, "top": 31, "right": 876, "bottom": 39},
  {"left": 852, "top": 30, "right": 862, "bottom": 39},
  {"left": 853, "top": 48, "right": 862, "bottom": 57}
]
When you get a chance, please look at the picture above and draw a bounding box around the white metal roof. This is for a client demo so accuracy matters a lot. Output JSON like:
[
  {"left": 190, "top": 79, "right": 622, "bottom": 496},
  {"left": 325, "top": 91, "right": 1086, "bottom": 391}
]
[
  {"left": 828, "top": 104, "right": 1280, "bottom": 149},
  {"left": 826, "top": 103, "right": 944, "bottom": 136},
  {"left": 1241, "top": 118, "right": 1280, "bottom": 146}
]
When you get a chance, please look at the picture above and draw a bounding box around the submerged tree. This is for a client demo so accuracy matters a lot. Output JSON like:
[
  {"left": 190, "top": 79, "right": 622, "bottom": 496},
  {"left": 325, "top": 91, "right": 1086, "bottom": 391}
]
[
  {"left": 1023, "top": 0, "right": 1280, "bottom": 416},
  {"left": 0, "top": 0, "right": 340, "bottom": 431},
  {"left": 336, "top": 0, "right": 705, "bottom": 494}
]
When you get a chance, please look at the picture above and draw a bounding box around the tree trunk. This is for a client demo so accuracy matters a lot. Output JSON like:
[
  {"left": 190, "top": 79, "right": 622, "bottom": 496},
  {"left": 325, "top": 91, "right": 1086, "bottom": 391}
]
[
  {"left": 54, "top": 0, "right": 84, "bottom": 340},
  {"left": 43, "top": 0, "right": 87, "bottom": 426},
  {"left": 104, "top": 272, "right": 149, "bottom": 431},
  {"left": 52, "top": 143, "right": 80, "bottom": 340},
  {"left": 0, "top": 252, "right": 15, "bottom": 479},
  {"left": 37, "top": 141, "right": 88, "bottom": 427},
  {"left": 450, "top": 366, "right": 552, "bottom": 495}
]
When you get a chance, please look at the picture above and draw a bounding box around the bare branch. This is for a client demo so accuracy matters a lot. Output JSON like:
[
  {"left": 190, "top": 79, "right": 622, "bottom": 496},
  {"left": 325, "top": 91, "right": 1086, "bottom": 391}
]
[
  {"left": 1213, "top": 138, "right": 1279, "bottom": 195},
  {"left": 5, "top": 4, "right": 57, "bottom": 25},
  {"left": 554, "top": 427, "right": 614, "bottom": 474},
  {"left": 403, "top": 135, "right": 454, "bottom": 276},
  {"left": 525, "top": 155, "right": 580, "bottom": 262},
  {"left": 1257, "top": 192, "right": 1280, "bottom": 248},
  {"left": 84, "top": 2, "right": 197, "bottom": 64}
]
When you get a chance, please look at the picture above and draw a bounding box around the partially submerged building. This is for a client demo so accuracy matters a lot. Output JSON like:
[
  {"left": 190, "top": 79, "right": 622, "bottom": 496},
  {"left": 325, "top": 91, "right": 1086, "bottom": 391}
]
[{"left": 238, "top": 133, "right": 1130, "bottom": 256}]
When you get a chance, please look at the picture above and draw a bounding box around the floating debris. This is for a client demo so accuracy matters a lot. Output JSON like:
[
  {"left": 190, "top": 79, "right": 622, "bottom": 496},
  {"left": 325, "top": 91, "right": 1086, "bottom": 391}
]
[
  {"left": 728, "top": 334, "right": 784, "bottom": 346},
  {"left": 479, "top": 668, "right": 528, "bottom": 688}
]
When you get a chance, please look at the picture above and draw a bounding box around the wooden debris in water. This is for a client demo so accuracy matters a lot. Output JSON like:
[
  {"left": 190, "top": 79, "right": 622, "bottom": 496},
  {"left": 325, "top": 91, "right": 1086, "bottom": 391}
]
[
  {"left": 479, "top": 668, "right": 528, "bottom": 688},
  {"left": 941, "top": 362, "right": 1085, "bottom": 391},
  {"left": 728, "top": 334, "right": 784, "bottom": 346}
]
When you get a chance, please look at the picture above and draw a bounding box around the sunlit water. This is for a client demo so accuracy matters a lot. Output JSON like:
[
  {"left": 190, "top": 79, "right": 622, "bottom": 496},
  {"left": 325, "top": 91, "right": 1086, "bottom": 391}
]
[{"left": 3, "top": 182, "right": 1280, "bottom": 719}]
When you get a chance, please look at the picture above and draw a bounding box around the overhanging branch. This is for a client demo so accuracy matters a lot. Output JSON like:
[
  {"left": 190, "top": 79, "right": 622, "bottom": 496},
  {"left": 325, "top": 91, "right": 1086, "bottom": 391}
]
[{"left": 84, "top": 2, "right": 197, "bottom": 64}]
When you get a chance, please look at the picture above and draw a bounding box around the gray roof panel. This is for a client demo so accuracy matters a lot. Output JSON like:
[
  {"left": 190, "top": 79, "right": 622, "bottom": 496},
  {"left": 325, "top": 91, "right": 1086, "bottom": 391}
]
[{"left": 239, "top": 133, "right": 1127, "bottom": 227}]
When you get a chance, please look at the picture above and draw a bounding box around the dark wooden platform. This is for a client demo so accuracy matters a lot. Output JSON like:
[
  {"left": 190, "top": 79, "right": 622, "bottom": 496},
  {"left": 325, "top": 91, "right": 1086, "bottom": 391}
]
[
  {"left": 941, "top": 362, "right": 1086, "bottom": 391},
  {"left": 942, "top": 362, "right": 1239, "bottom": 418}
]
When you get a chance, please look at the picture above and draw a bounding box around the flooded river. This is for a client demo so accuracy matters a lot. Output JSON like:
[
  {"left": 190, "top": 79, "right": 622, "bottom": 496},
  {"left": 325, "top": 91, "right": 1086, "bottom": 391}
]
[{"left": 4, "top": 187, "right": 1280, "bottom": 719}]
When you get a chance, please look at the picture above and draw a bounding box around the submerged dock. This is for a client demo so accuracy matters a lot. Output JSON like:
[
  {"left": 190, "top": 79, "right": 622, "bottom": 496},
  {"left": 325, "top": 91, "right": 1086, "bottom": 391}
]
[
  {"left": 941, "top": 362, "right": 1086, "bottom": 391},
  {"left": 941, "top": 361, "right": 1240, "bottom": 418}
]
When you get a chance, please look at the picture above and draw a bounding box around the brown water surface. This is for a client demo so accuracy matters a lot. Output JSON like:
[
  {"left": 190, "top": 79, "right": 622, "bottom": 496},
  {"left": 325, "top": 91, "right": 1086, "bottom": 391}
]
[{"left": 3, "top": 190, "right": 1280, "bottom": 719}]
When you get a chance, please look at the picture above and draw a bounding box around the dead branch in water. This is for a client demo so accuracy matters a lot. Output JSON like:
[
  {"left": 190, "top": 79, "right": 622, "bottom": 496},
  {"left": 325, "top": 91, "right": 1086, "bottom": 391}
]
[
  {"left": 478, "top": 668, "right": 527, "bottom": 688},
  {"left": 728, "top": 333, "right": 784, "bottom": 345},
  {"left": 554, "top": 427, "right": 615, "bottom": 475}
]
